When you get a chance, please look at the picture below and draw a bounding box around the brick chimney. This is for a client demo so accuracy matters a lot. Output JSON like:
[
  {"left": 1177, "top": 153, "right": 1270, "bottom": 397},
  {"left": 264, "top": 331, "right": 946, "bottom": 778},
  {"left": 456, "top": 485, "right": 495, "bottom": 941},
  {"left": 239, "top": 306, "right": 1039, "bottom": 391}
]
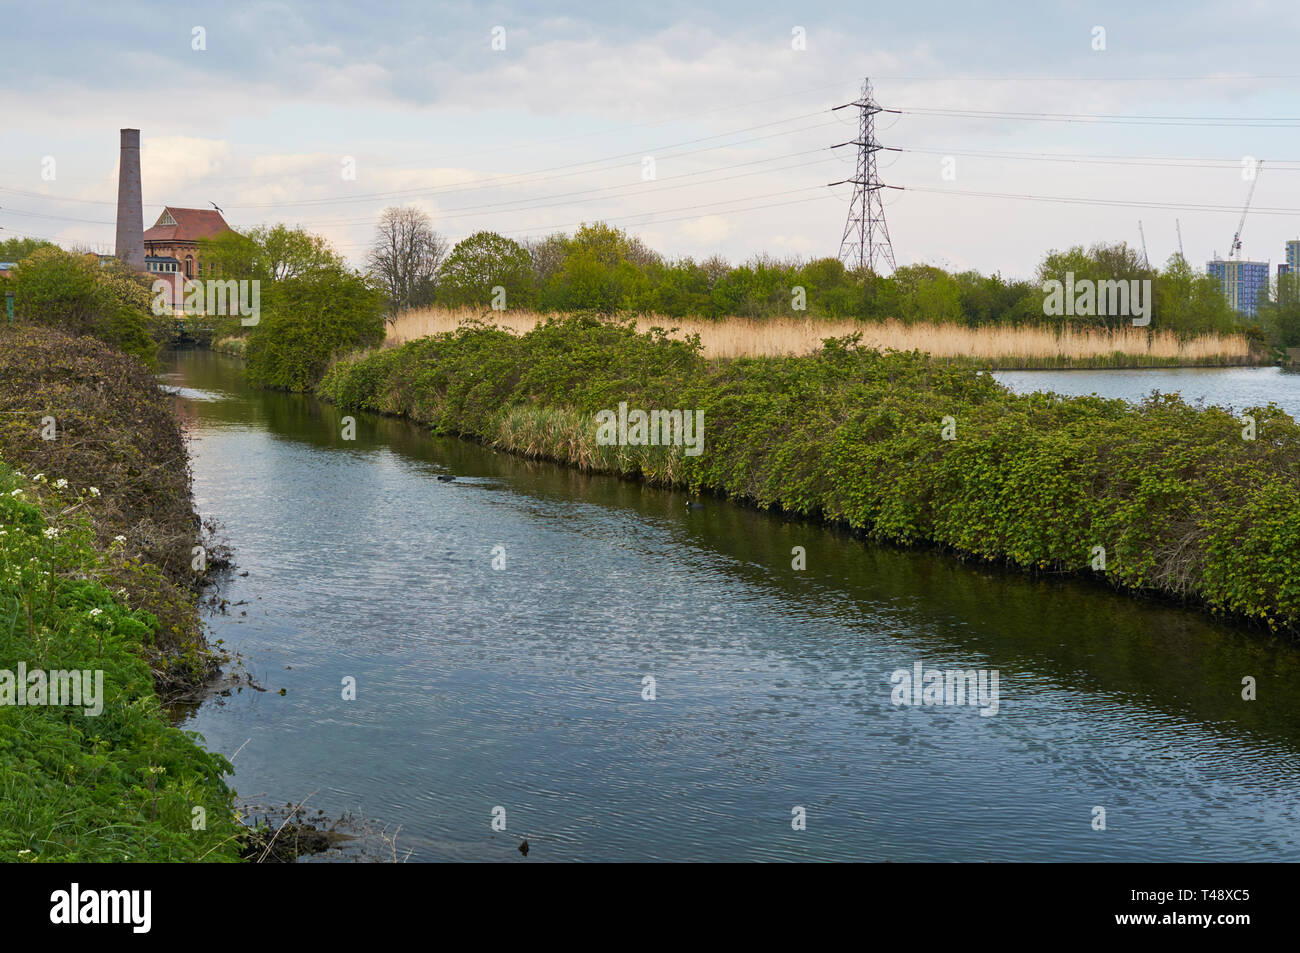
[{"left": 114, "top": 128, "right": 144, "bottom": 271}]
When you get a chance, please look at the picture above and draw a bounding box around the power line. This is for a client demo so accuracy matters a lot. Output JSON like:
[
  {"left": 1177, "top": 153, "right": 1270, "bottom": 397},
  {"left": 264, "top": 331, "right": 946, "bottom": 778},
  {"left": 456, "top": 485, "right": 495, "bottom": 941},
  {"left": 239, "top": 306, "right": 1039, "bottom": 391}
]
[
  {"left": 331, "top": 186, "right": 839, "bottom": 249},
  {"left": 283, "top": 149, "right": 843, "bottom": 228},
  {"left": 890, "top": 105, "right": 1300, "bottom": 127},
  {"left": 897, "top": 147, "right": 1300, "bottom": 171},
  {"left": 900, "top": 184, "right": 1300, "bottom": 216},
  {"left": 875, "top": 73, "right": 1300, "bottom": 82},
  {"left": 223, "top": 112, "right": 841, "bottom": 210},
  {"left": 0, "top": 206, "right": 113, "bottom": 225}
]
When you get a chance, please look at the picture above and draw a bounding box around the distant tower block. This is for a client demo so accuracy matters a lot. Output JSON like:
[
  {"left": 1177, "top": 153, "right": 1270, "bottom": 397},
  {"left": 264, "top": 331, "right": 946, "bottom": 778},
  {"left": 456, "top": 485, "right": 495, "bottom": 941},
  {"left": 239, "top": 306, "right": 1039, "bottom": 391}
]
[{"left": 115, "top": 129, "right": 144, "bottom": 270}]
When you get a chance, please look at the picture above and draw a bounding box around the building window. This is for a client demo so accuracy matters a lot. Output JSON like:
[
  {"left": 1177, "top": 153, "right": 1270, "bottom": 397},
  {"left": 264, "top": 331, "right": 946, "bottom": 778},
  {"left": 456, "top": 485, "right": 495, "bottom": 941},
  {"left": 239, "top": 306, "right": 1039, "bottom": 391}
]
[{"left": 185, "top": 256, "right": 193, "bottom": 278}]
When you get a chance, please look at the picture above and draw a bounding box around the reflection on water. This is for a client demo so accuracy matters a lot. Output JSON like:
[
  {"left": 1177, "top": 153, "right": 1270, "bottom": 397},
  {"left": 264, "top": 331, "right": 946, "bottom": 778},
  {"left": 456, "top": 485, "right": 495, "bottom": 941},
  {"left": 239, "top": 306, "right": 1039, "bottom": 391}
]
[{"left": 165, "top": 351, "right": 1300, "bottom": 862}]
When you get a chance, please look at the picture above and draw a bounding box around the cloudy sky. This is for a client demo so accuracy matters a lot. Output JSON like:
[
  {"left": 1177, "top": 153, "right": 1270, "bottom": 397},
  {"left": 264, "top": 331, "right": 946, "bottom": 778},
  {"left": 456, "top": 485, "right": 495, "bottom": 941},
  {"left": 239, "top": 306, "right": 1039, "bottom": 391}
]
[{"left": 2, "top": 0, "right": 1298, "bottom": 277}]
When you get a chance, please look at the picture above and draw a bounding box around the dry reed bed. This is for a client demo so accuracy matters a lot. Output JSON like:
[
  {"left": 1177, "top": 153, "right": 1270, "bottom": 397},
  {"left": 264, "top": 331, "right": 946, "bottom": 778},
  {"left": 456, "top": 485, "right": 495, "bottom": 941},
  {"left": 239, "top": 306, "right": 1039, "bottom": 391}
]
[{"left": 386, "top": 307, "right": 1254, "bottom": 366}]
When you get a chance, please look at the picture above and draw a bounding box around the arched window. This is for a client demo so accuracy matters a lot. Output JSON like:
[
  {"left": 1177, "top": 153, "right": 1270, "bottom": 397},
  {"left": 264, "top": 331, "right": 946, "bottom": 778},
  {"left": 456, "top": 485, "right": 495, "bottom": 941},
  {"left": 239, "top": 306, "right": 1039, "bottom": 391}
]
[{"left": 185, "top": 256, "right": 193, "bottom": 278}]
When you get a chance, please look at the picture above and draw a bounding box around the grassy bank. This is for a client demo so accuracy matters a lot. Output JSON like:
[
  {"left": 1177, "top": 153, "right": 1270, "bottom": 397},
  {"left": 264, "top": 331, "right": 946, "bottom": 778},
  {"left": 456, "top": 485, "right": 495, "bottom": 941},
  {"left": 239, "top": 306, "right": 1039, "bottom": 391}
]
[
  {"left": 387, "top": 307, "right": 1258, "bottom": 367},
  {"left": 0, "top": 325, "right": 242, "bottom": 861},
  {"left": 322, "top": 315, "right": 1300, "bottom": 635},
  {"left": 0, "top": 327, "right": 220, "bottom": 691},
  {"left": 0, "top": 465, "right": 242, "bottom": 861}
]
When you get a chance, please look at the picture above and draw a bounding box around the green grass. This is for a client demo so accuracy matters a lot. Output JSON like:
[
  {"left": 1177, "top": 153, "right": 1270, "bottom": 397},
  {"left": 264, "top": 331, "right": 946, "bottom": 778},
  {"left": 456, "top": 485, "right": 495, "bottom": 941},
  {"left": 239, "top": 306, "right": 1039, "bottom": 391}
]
[{"left": 0, "top": 464, "right": 242, "bottom": 862}]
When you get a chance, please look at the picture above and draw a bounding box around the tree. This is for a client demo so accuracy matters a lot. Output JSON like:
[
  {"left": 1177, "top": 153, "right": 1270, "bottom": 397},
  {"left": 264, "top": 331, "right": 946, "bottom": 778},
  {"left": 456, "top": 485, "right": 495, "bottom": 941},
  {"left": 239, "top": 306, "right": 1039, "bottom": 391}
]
[
  {"left": 0, "top": 237, "right": 52, "bottom": 260},
  {"left": 1259, "top": 272, "right": 1300, "bottom": 351},
  {"left": 366, "top": 206, "right": 448, "bottom": 316},
  {"left": 438, "top": 231, "right": 533, "bottom": 310},
  {"left": 245, "top": 266, "right": 386, "bottom": 391},
  {"left": 200, "top": 224, "right": 343, "bottom": 284}
]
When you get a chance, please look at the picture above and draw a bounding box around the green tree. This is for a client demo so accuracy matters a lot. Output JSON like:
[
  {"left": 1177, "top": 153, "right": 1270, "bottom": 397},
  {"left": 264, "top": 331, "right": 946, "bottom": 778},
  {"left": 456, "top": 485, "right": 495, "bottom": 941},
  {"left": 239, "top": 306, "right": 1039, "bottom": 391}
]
[
  {"left": 0, "top": 237, "right": 52, "bottom": 260},
  {"left": 245, "top": 266, "right": 386, "bottom": 391},
  {"left": 199, "top": 224, "right": 343, "bottom": 284},
  {"left": 437, "top": 231, "right": 533, "bottom": 309},
  {"left": 1259, "top": 272, "right": 1300, "bottom": 351}
]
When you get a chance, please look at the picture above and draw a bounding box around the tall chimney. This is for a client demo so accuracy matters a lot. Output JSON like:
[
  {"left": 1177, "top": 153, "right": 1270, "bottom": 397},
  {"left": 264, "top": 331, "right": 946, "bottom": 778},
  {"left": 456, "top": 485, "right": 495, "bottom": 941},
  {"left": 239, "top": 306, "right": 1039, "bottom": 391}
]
[{"left": 115, "top": 128, "right": 144, "bottom": 271}]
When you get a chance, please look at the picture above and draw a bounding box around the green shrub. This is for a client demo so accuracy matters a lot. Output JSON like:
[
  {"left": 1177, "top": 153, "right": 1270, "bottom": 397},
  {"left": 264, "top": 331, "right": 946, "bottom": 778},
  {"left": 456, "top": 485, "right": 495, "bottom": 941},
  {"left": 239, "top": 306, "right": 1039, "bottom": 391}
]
[
  {"left": 319, "top": 316, "right": 1300, "bottom": 633},
  {"left": 245, "top": 266, "right": 386, "bottom": 391},
  {"left": 7, "top": 248, "right": 159, "bottom": 363}
]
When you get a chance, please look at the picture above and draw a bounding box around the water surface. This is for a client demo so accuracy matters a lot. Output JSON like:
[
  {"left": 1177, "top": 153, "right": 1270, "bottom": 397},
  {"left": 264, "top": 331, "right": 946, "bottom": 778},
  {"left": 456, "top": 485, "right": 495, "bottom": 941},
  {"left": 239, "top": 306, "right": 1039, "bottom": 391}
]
[
  {"left": 165, "top": 352, "right": 1300, "bottom": 862},
  {"left": 996, "top": 365, "right": 1300, "bottom": 418}
]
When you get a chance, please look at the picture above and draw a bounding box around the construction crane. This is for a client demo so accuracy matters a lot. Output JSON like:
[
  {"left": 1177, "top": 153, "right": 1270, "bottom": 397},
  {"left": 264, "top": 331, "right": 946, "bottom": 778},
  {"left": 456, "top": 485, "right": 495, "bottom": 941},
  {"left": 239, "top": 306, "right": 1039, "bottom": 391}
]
[
  {"left": 1230, "top": 160, "right": 1264, "bottom": 259},
  {"left": 1138, "top": 220, "right": 1149, "bottom": 268},
  {"left": 1176, "top": 219, "right": 1185, "bottom": 260}
]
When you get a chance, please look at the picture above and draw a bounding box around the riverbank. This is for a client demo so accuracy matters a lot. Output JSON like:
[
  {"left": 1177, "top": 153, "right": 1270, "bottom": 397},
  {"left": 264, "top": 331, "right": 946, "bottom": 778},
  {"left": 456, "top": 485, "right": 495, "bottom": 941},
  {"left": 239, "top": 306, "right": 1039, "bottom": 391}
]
[
  {"left": 212, "top": 336, "right": 246, "bottom": 357},
  {"left": 0, "top": 325, "right": 243, "bottom": 861},
  {"left": 320, "top": 316, "right": 1300, "bottom": 636},
  {"left": 386, "top": 307, "right": 1261, "bottom": 368}
]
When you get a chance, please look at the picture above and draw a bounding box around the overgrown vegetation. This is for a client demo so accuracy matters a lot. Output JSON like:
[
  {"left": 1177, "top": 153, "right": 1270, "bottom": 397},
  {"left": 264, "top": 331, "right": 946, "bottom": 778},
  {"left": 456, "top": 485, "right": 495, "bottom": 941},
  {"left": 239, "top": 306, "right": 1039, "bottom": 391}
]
[
  {"left": 0, "top": 326, "right": 220, "bottom": 690},
  {"left": 3, "top": 247, "right": 165, "bottom": 363},
  {"left": 320, "top": 315, "right": 1300, "bottom": 634},
  {"left": 243, "top": 266, "right": 386, "bottom": 391},
  {"left": 0, "top": 463, "right": 242, "bottom": 862},
  {"left": 0, "top": 325, "right": 243, "bottom": 861},
  {"left": 196, "top": 225, "right": 387, "bottom": 390}
]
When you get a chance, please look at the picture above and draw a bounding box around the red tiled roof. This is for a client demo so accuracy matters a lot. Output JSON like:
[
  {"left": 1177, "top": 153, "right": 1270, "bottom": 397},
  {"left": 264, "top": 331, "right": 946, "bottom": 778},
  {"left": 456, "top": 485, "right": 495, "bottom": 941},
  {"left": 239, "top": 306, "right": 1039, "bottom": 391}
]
[{"left": 142, "top": 207, "right": 233, "bottom": 243}]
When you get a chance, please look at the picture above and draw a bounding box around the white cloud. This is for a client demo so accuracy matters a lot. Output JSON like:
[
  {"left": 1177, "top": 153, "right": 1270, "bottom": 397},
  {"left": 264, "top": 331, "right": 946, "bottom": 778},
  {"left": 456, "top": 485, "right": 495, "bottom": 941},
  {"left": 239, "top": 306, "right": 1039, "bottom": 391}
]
[{"left": 680, "top": 215, "right": 732, "bottom": 244}]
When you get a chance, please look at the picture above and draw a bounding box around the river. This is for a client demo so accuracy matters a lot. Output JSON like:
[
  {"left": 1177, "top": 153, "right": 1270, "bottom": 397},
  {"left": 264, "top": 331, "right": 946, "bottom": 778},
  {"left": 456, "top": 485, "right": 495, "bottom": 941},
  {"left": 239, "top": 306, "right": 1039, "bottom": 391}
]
[{"left": 162, "top": 351, "right": 1300, "bottom": 862}]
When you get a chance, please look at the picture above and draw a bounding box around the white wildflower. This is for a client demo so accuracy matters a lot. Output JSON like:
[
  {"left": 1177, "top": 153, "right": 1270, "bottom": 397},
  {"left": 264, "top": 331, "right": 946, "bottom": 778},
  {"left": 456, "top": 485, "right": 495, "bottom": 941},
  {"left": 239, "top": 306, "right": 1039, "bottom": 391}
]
[
  {"left": 54, "top": 478, "right": 68, "bottom": 490},
  {"left": 89, "top": 487, "right": 100, "bottom": 497},
  {"left": 43, "top": 527, "right": 59, "bottom": 539}
]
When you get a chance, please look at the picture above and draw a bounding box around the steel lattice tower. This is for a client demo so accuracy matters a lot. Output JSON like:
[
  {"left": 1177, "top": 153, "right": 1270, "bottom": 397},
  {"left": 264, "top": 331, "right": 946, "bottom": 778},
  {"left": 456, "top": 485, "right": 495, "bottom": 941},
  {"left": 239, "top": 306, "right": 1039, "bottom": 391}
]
[{"left": 832, "top": 79, "right": 896, "bottom": 274}]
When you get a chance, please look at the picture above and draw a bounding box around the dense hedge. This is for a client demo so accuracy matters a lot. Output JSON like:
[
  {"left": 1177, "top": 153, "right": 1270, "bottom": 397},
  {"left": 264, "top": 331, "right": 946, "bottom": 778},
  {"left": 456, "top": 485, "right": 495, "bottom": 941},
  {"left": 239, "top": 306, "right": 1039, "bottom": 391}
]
[
  {"left": 320, "top": 316, "right": 1300, "bottom": 633},
  {"left": 4, "top": 247, "right": 164, "bottom": 364}
]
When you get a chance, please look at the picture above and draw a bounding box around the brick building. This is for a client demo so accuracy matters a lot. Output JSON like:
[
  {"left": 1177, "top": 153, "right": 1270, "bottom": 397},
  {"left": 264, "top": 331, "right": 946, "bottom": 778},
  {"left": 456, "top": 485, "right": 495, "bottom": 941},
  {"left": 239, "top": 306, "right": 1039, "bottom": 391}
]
[{"left": 142, "top": 206, "right": 233, "bottom": 280}]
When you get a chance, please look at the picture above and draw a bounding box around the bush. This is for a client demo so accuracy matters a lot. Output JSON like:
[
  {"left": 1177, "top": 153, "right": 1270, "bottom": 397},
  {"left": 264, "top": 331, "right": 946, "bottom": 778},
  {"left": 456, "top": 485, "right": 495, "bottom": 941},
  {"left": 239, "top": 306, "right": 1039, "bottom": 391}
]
[
  {"left": 7, "top": 248, "right": 159, "bottom": 363},
  {"left": 319, "top": 316, "right": 1300, "bottom": 634},
  {"left": 245, "top": 266, "right": 386, "bottom": 391}
]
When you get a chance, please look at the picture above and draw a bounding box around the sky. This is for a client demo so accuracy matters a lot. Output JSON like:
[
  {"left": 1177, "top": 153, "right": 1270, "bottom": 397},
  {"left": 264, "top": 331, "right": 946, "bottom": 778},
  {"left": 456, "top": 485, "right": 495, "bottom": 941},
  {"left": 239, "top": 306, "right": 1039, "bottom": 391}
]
[{"left": 1, "top": 0, "right": 1298, "bottom": 278}]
